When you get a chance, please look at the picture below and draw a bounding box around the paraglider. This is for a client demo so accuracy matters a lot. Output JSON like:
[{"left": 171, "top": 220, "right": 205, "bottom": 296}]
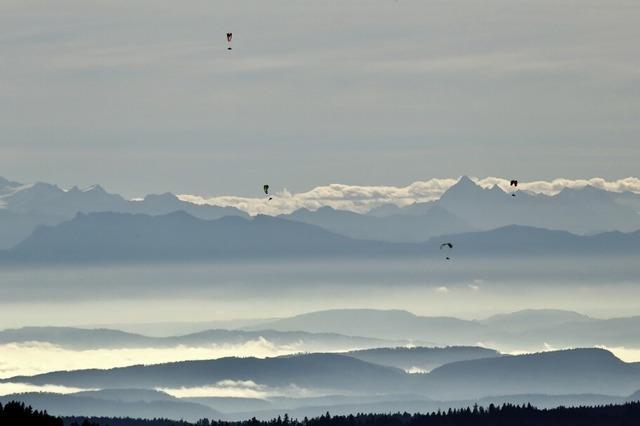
[
  {"left": 226, "top": 33, "right": 233, "bottom": 50},
  {"left": 440, "top": 242, "right": 453, "bottom": 260},
  {"left": 510, "top": 179, "right": 518, "bottom": 197},
  {"left": 263, "top": 184, "right": 272, "bottom": 201}
]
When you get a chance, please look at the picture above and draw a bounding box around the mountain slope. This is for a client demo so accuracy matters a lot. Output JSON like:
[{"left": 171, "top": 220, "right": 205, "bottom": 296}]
[
  {"left": 3, "top": 212, "right": 399, "bottom": 262},
  {"left": 249, "top": 309, "right": 485, "bottom": 343},
  {"left": 435, "top": 177, "right": 640, "bottom": 234},
  {"left": 480, "top": 309, "right": 594, "bottom": 333},
  {"left": 6, "top": 349, "right": 640, "bottom": 403},
  {"left": 281, "top": 205, "right": 473, "bottom": 243},
  {"left": 0, "top": 177, "right": 247, "bottom": 249},
  {"left": 2, "top": 211, "right": 639, "bottom": 264},
  {"left": 3, "top": 353, "right": 411, "bottom": 393},
  {"left": 0, "top": 326, "right": 400, "bottom": 351},
  {"left": 425, "top": 348, "right": 640, "bottom": 399},
  {"left": 0, "top": 391, "right": 220, "bottom": 422},
  {"left": 346, "top": 346, "right": 501, "bottom": 372}
]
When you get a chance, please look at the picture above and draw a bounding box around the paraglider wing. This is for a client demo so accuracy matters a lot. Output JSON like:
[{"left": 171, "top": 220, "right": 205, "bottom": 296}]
[
  {"left": 510, "top": 180, "right": 518, "bottom": 187},
  {"left": 440, "top": 242, "right": 453, "bottom": 260},
  {"left": 263, "top": 184, "right": 270, "bottom": 195}
]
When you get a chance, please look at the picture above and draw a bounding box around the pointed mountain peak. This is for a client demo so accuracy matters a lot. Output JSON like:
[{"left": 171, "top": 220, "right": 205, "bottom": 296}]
[
  {"left": 490, "top": 184, "right": 506, "bottom": 194},
  {"left": 83, "top": 184, "right": 106, "bottom": 193},
  {"left": 0, "top": 176, "right": 21, "bottom": 188},
  {"left": 439, "top": 176, "right": 484, "bottom": 199},
  {"left": 456, "top": 176, "right": 477, "bottom": 187}
]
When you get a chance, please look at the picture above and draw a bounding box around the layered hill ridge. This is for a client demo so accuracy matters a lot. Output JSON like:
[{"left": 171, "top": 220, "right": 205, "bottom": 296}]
[
  {"left": 1, "top": 210, "right": 638, "bottom": 263},
  {"left": 5, "top": 349, "right": 640, "bottom": 400}
]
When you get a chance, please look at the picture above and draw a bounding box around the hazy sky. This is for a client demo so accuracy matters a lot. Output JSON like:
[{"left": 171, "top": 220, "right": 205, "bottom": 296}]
[{"left": 1, "top": 0, "right": 639, "bottom": 197}]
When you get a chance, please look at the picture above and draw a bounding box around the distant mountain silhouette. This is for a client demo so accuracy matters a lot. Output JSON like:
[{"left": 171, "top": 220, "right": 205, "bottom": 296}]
[
  {"left": 0, "top": 177, "right": 246, "bottom": 249},
  {"left": 480, "top": 309, "right": 594, "bottom": 333},
  {"left": 435, "top": 224, "right": 640, "bottom": 256},
  {"left": 280, "top": 205, "right": 473, "bottom": 243},
  {"left": 184, "top": 397, "right": 274, "bottom": 414},
  {"left": 425, "top": 348, "right": 640, "bottom": 399},
  {"left": 6, "top": 349, "right": 640, "bottom": 403},
  {"left": 5, "top": 309, "right": 636, "bottom": 353},
  {"left": 248, "top": 309, "right": 484, "bottom": 343},
  {"left": 3, "top": 212, "right": 397, "bottom": 262},
  {"left": 487, "top": 315, "right": 640, "bottom": 351},
  {"left": 4, "top": 353, "right": 410, "bottom": 393},
  {"left": 3, "top": 212, "right": 637, "bottom": 263},
  {"left": 435, "top": 177, "right": 640, "bottom": 234},
  {"left": 0, "top": 326, "right": 400, "bottom": 351},
  {"left": 346, "top": 346, "right": 501, "bottom": 372},
  {"left": 2, "top": 175, "right": 640, "bottom": 250},
  {"left": 279, "top": 177, "right": 640, "bottom": 242},
  {"left": 0, "top": 209, "right": 64, "bottom": 249},
  {"left": 250, "top": 308, "right": 640, "bottom": 356}
]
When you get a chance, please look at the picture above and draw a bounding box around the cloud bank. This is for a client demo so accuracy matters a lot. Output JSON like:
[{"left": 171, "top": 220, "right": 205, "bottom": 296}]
[
  {"left": 0, "top": 339, "right": 303, "bottom": 379},
  {"left": 0, "top": 382, "right": 88, "bottom": 397},
  {"left": 159, "top": 381, "right": 318, "bottom": 399},
  {"left": 179, "top": 177, "right": 640, "bottom": 215}
]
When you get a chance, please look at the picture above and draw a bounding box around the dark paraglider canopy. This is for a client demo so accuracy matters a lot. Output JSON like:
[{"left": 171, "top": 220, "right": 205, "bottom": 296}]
[
  {"left": 263, "top": 184, "right": 273, "bottom": 201},
  {"left": 440, "top": 242, "right": 453, "bottom": 260},
  {"left": 510, "top": 180, "right": 519, "bottom": 197}
]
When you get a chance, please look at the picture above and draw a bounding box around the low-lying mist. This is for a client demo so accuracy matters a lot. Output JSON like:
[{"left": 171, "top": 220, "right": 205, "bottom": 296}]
[
  {"left": 1, "top": 258, "right": 639, "bottom": 329},
  {"left": 0, "top": 339, "right": 305, "bottom": 379}
]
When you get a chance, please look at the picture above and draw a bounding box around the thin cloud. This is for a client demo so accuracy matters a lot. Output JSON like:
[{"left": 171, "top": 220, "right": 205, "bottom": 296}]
[
  {"left": 0, "top": 382, "right": 89, "bottom": 396},
  {"left": 159, "top": 381, "right": 318, "bottom": 399},
  {"left": 178, "top": 177, "right": 640, "bottom": 216}
]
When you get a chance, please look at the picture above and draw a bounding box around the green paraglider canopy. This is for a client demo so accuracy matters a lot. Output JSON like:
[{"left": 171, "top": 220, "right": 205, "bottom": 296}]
[{"left": 263, "top": 185, "right": 269, "bottom": 195}]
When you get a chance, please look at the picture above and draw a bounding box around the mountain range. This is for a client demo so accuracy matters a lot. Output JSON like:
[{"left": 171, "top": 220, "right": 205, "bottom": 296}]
[
  {"left": 1, "top": 211, "right": 638, "bottom": 263},
  {"left": 0, "top": 177, "right": 245, "bottom": 249},
  {"left": 0, "top": 326, "right": 402, "bottom": 351},
  {"left": 245, "top": 308, "right": 640, "bottom": 349},
  {"left": 5, "top": 348, "right": 640, "bottom": 400},
  {"left": 3, "top": 308, "right": 640, "bottom": 351},
  {"left": 1, "top": 175, "right": 639, "bottom": 252},
  {"left": 282, "top": 176, "right": 640, "bottom": 241}
]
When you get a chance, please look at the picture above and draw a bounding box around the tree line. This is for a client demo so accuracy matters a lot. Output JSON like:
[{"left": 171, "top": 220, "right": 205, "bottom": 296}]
[
  {"left": 4, "top": 400, "right": 638, "bottom": 426},
  {"left": 0, "top": 401, "right": 63, "bottom": 426}
]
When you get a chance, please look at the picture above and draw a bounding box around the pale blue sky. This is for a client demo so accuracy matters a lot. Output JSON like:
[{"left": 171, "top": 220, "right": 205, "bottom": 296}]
[{"left": 1, "top": 0, "right": 638, "bottom": 197}]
